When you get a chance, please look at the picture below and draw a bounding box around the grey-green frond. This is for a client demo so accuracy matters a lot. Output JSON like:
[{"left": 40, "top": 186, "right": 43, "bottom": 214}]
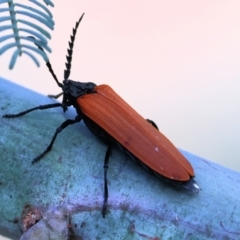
[{"left": 0, "top": 0, "right": 54, "bottom": 69}]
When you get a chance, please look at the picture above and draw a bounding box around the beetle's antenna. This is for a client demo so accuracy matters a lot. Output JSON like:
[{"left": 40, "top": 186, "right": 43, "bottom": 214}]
[
  {"left": 27, "top": 36, "right": 63, "bottom": 88},
  {"left": 64, "top": 13, "right": 85, "bottom": 81},
  {"left": 46, "top": 61, "right": 63, "bottom": 88}
]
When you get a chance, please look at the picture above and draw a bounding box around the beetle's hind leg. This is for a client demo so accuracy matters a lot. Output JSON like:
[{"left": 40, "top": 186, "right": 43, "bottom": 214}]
[
  {"left": 102, "top": 145, "right": 112, "bottom": 218},
  {"left": 2, "top": 103, "right": 63, "bottom": 118},
  {"left": 146, "top": 119, "right": 159, "bottom": 130},
  {"left": 32, "top": 115, "right": 82, "bottom": 164}
]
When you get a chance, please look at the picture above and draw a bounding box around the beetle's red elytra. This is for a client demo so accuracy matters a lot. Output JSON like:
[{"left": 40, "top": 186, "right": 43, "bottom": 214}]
[
  {"left": 3, "top": 13, "right": 200, "bottom": 217},
  {"left": 78, "top": 84, "right": 195, "bottom": 181}
]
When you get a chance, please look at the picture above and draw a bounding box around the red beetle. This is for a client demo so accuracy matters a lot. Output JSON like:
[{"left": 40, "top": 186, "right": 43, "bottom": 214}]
[{"left": 3, "top": 13, "right": 200, "bottom": 217}]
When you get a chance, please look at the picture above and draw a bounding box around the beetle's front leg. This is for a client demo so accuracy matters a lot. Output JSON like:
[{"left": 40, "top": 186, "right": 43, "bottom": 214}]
[
  {"left": 2, "top": 103, "right": 63, "bottom": 118},
  {"left": 32, "top": 115, "right": 82, "bottom": 164}
]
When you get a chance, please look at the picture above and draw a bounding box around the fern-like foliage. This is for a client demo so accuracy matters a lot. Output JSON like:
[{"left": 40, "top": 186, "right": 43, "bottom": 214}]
[{"left": 0, "top": 0, "right": 54, "bottom": 69}]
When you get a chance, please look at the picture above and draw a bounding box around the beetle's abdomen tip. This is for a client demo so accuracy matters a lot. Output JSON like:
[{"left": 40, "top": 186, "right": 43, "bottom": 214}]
[
  {"left": 182, "top": 178, "right": 200, "bottom": 193},
  {"left": 192, "top": 182, "right": 201, "bottom": 193}
]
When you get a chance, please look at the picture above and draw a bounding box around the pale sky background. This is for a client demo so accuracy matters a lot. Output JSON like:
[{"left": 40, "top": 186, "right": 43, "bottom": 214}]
[{"left": 1, "top": 1, "right": 240, "bottom": 238}]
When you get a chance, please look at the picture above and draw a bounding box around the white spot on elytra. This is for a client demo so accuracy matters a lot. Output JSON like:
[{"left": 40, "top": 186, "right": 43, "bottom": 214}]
[{"left": 155, "top": 147, "right": 159, "bottom": 152}]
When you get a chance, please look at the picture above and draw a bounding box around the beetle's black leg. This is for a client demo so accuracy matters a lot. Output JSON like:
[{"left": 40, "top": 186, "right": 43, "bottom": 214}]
[
  {"left": 146, "top": 119, "right": 159, "bottom": 130},
  {"left": 48, "top": 92, "right": 63, "bottom": 99},
  {"left": 102, "top": 145, "right": 112, "bottom": 218},
  {"left": 32, "top": 115, "right": 82, "bottom": 164},
  {"left": 3, "top": 103, "right": 63, "bottom": 118}
]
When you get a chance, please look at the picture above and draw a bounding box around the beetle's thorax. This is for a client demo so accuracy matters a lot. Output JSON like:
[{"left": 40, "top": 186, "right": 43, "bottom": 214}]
[{"left": 62, "top": 79, "right": 96, "bottom": 98}]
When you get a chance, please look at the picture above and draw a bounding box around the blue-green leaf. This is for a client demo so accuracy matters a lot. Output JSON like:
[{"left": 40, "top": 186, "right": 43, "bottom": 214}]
[
  {"left": 9, "top": 48, "right": 40, "bottom": 69},
  {"left": 15, "top": 3, "right": 53, "bottom": 23},
  {"left": 0, "top": 42, "right": 17, "bottom": 55},
  {"left": 42, "top": 0, "right": 54, "bottom": 7},
  {"left": 0, "top": 0, "right": 54, "bottom": 69},
  {"left": 30, "top": 0, "right": 54, "bottom": 17},
  {"left": 18, "top": 19, "right": 51, "bottom": 39},
  {"left": 15, "top": 10, "right": 54, "bottom": 30}
]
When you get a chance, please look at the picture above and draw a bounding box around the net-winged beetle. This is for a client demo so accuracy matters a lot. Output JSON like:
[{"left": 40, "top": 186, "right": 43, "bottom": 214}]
[{"left": 3, "top": 13, "right": 200, "bottom": 217}]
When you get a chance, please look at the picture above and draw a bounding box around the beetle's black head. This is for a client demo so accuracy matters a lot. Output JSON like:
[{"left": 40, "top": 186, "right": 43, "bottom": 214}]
[{"left": 62, "top": 79, "right": 96, "bottom": 98}]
